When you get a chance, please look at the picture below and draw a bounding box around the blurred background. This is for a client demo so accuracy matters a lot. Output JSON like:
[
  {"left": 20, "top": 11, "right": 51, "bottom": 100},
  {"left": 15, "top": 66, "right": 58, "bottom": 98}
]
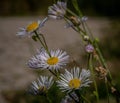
[
  {"left": 0, "top": 0, "right": 120, "bottom": 16},
  {"left": 0, "top": 0, "right": 120, "bottom": 103}
]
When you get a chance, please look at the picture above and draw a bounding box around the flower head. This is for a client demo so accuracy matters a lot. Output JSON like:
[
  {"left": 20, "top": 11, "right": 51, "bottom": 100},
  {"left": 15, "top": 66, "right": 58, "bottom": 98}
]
[
  {"left": 95, "top": 66, "right": 108, "bottom": 79},
  {"left": 85, "top": 44, "right": 94, "bottom": 53},
  {"left": 28, "top": 76, "right": 53, "bottom": 95},
  {"left": 40, "top": 49, "right": 69, "bottom": 70},
  {"left": 57, "top": 67, "right": 92, "bottom": 93},
  {"left": 48, "top": 1, "right": 67, "bottom": 19},
  {"left": 16, "top": 17, "right": 48, "bottom": 37}
]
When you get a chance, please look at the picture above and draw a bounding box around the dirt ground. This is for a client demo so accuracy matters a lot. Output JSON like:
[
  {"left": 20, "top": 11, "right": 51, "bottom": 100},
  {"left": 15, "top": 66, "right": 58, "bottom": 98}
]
[{"left": 0, "top": 16, "right": 110, "bottom": 103}]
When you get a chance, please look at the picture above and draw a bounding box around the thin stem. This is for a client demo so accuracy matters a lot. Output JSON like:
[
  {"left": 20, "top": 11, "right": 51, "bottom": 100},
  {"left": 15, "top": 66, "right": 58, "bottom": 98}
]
[
  {"left": 45, "top": 93, "right": 52, "bottom": 103},
  {"left": 94, "top": 40, "right": 112, "bottom": 81},
  {"left": 84, "top": 22, "right": 94, "bottom": 41},
  {"left": 40, "top": 34, "right": 51, "bottom": 57},
  {"left": 34, "top": 31, "right": 51, "bottom": 57},
  {"left": 66, "top": 8, "right": 79, "bottom": 18},
  {"left": 34, "top": 31, "right": 46, "bottom": 49},
  {"left": 49, "top": 69, "right": 58, "bottom": 77},
  {"left": 105, "top": 78, "right": 110, "bottom": 103},
  {"left": 81, "top": 95, "right": 91, "bottom": 103},
  {"left": 88, "top": 54, "right": 99, "bottom": 102}
]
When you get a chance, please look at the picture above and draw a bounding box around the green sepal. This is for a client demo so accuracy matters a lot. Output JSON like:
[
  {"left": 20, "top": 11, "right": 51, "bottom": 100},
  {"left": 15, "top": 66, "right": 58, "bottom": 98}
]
[{"left": 32, "top": 35, "right": 38, "bottom": 41}]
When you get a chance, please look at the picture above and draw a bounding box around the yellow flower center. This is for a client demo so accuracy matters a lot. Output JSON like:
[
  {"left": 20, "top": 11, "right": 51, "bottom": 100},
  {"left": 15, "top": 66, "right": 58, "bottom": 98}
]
[
  {"left": 69, "top": 78, "right": 81, "bottom": 89},
  {"left": 47, "top": 57, "right": 59, "bottom": 65},
  {"left": 38, "top": 86, "right": 47, "bottom": 92},
  {"left": 57, "top": 11, "right": 61, "bottom": 15},
  {"left": 26, "top": 22, "right": 39, "bottom": 32}
]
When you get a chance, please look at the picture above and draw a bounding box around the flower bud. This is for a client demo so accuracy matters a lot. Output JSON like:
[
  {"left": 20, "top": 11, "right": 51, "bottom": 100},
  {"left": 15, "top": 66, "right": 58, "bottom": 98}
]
[{"left": 85, "top": 44, "right": 94, "bottom": 53}]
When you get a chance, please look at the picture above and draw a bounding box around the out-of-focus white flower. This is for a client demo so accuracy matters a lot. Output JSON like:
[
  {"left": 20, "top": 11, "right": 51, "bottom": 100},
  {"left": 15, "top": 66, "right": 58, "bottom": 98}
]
[
  {"left": 16, "top": 17, "right": 48, "bottom": 37},
  {"left": 81, "top": 16, "right": 88, "bottom": 22},
  {"left": 48, "top": 1, "right": 67, "bottom": 19},
  {"left": 57, "top": 67, "right": 92, "bottom": 93},
  {"left": 28, "top": 76, "right": 53, "bottom": 95}
]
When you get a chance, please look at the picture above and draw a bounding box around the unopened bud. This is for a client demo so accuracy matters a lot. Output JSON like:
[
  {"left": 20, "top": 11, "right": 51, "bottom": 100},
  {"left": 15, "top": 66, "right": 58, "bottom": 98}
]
[
  {"left": 83, "top": 35, "right": 89, "bottom": 41},
  {"left": 85, "top": 44, "right": 94, "bottom": 53}
]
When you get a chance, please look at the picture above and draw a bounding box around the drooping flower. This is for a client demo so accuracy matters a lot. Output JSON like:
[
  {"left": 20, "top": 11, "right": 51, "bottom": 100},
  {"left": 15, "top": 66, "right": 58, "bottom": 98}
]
[
  {"left": 95, "top": 66, "right": 108, "bottom": 79},
  {"left": 61, "top": 95, "right": 74, "bottom": 103},
  {"left": 64, "top": 16, "right": 88, "bottom": 28},
  {"left": 57, "top": 67, "right": 92, "bottom": 93},
  {"left": 85, "top": 44, "right": 94, "bottom": 53},
  {"left": 28, "top": 76, "right": 53, "bottom": 95},
  {"left": 61, "top": 92, "right": 79, "bottom": 103},
  {"left": 40, "top": 49, "right": 69, "bottom": 70},
  {"left": 16, "top": 17, "right": 48, "bottom": 37},
  {"left": 48, "top": 1, "right": 67, "bottom": 19}
]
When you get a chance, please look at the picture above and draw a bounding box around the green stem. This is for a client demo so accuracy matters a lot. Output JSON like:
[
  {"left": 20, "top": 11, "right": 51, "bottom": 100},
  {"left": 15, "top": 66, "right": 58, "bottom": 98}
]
[
  {"left": 34, "top": 31, "right": 46, "bottom": 48},
  {"left": 88, "top": 54, "right": 99, "bottom": 102},
  {"left": 81, "top": 95, "right": 91, "bottom": 103},
  {"left": 105, "top": 78, "right": 110, "bottom": 103},
  {"left": 94, "top": 40, "right": 112, "bottom": 81},
  {"left": 34, "top": 31, "right": 51, "bottom": 57},
  {"left": 46, "top": 93, "right": 52, "bottom": 103},
  {"left": 49, "top": 69, "right": 57, "bottom": 77},
  {"left": 66, "top": 8, "right": 79, "bottom": 18},
  {"left": 40, "top": 34, "right": 51, "bottom": 57}
]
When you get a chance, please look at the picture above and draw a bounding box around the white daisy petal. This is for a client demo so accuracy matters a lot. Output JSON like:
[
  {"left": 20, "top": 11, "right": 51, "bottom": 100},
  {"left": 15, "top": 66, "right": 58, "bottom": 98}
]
[
  {"left": 48, "top": 1, "right": 67, "bottom": 20},
  {"left": 16, "top": 18, "right": 48, "bottom": 37},
  {"left": 39, "top": 49, "right": 69, "bottom": 70},
  {"left": 57, "top": 67, "right": 92, "bottom": 93},
  {"left": 28, "top": 76, "right": 53, "bottom": 95}
]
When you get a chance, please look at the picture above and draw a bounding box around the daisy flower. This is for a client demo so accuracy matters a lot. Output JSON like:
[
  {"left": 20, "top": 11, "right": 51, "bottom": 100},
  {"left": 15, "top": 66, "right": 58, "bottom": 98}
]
[
  {"left": 48, "top": 1, "right": 67, "bottom": 19},
  {"left": 16, "top": 17, "right": 48, "bottom": 37},
  {"left": 28, "top": 76, "right": 53, "bottom": 95},
  {"left": 40, "top": 49, "right": 69, "bottom": 70},
  {"left": 57, "top": 67, "right": 92, "bottom": 93}
]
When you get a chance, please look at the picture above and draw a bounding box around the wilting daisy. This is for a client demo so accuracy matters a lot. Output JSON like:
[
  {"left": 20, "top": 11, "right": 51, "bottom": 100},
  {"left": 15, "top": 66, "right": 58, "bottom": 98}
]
[
  {"left": 40, "top": 49, "right": 69, "bottom": 70},
  {"left": 16, "top": 17, "right": 48, "bottom": 37},
  {"left": 61, "top": 92, "right": 79, "bottom": 103},
  {"left": 57, "top": 67, "right": 92, "bottom": 93},
  {"left": 28, "top": 76, "right": 53, "bottom": 95},
  {"left": 65, "top": 16, "right": 88, "bottom": 28},
  {"left": 48, "top": 1, "right": 67, "bottom": 19},
  {"left": 61, "top": 95, "right": 74, "bottom": 103}
]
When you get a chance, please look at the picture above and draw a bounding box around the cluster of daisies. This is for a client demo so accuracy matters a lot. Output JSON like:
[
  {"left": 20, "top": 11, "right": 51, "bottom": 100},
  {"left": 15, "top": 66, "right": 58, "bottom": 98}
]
[{"left": 16, "top": 1, "right": 94, "bottom": 103}]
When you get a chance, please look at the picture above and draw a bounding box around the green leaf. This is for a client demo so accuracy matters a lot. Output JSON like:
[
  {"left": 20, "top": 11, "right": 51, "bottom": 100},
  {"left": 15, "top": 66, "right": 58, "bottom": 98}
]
[
  {"left": 93, "top": 91, "right": 98, "bottom": 98},
  {"left": 72, "top": 0, "right": 79, "bottom": 12}
]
